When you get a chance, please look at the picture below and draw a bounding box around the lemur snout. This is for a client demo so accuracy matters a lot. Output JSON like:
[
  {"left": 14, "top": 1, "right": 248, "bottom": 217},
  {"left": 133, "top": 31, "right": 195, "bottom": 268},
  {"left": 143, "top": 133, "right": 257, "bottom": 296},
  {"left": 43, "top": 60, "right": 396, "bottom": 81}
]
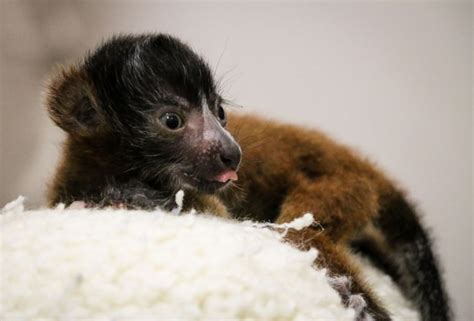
[
  {"left": 218, "top": 145, "right": 241, "bottom": 171},
  {"left": 210, "top": 139, "right": 241, "bottom": 183}
]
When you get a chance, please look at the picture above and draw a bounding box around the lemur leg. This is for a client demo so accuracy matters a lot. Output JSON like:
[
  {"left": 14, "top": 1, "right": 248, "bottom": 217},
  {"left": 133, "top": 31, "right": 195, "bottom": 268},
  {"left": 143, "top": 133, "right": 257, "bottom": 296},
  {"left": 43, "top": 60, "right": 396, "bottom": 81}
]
[
  {"left": 61, "top": 179, "right": 174, "bottom": 210},
  {"left": 89, "top": 181, "right": 231, "bottom": 218},
  {"left": 285, "top": 228, "right": 391, "bottom": 321},
  {"left": 183, "top": 192, "right": 231, "bottom": 219},
  {"left": 93, "top": 181, "right": 171, "bottom": 210},
  {"left": 276, "top": 173, "right": 380, "bottom": 242},
  {"left": 277, "top": 177, "right": 391, "bottom": 320}
]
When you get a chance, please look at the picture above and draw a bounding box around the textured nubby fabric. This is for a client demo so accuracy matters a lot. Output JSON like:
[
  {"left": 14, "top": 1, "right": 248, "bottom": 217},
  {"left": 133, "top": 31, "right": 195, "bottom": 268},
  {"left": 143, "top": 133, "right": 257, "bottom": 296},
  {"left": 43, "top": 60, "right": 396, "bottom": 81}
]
[{"left": 1, "top": 197, "right": 419, "bottom": 321}]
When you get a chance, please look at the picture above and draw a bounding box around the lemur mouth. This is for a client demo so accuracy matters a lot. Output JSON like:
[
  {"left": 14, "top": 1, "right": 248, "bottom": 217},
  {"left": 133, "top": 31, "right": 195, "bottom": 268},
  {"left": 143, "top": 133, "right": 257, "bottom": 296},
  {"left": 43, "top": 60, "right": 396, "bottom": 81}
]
[
  {"left": 182, "top": 170, "right": 238, "bottom": 192},
  {"left": 183, "top": 170, "right": 237, "bottom": 183},
  {"left": 211, "top": 170, "right": 238, "bottom": 183}
]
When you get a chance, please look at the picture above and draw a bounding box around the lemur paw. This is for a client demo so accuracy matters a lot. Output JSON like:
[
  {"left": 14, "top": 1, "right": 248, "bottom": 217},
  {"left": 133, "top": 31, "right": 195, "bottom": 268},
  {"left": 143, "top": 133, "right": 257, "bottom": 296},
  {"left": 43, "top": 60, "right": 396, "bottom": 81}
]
[{"left": 328, "top": 276, "right": 389, "bottom": 321}]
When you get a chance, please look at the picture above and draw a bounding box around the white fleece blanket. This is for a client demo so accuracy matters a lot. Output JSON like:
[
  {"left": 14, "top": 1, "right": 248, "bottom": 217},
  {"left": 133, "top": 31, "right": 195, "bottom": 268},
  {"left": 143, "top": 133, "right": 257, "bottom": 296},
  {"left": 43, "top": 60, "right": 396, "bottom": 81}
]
[{"left": 1, "top": 196, "right": 419, "bottom": 321}]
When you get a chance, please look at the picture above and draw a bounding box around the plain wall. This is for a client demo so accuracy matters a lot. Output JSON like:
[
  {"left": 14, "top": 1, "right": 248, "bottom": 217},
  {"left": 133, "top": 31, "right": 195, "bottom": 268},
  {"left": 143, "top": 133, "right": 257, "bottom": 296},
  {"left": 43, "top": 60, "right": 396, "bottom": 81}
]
[{"left": 1, "top": 1, "right": 472, "bottom": 319}]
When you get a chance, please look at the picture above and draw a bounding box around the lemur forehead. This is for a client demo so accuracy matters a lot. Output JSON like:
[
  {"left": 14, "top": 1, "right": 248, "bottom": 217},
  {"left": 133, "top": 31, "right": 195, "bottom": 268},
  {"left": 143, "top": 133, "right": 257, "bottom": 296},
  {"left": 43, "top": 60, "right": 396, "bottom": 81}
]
[
  {"left": 163, "top": 94, "right": 190, "bottom": 108},
  {"left": 160, "top": 92, "right": 217, "bottom": 111}
]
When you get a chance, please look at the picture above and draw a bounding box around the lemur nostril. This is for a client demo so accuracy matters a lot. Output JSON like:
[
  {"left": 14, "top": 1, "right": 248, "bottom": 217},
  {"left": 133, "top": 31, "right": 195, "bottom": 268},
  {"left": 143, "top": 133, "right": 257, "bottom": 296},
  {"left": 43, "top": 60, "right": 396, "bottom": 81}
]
[
  {"left": 219, "top": 150, "right": 241, "bottom": 170},
  {"left": 220, "top": 154, "right": 233, "bottom": 167}
]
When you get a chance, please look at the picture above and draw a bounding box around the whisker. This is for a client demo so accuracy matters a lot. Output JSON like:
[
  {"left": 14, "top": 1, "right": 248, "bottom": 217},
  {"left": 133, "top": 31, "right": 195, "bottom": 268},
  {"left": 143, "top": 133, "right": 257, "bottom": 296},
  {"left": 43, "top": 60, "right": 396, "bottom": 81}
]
[{"left": 213, "top": 38, "right": 229, "bottom": 77}]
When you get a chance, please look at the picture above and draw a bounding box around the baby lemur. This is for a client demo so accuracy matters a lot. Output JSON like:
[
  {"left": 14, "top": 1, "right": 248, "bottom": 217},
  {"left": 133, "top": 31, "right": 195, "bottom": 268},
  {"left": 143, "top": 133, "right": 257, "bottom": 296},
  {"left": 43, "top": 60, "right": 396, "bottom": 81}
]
[{"left": 46, "top": 34, "right": 450, "bottom": 321}]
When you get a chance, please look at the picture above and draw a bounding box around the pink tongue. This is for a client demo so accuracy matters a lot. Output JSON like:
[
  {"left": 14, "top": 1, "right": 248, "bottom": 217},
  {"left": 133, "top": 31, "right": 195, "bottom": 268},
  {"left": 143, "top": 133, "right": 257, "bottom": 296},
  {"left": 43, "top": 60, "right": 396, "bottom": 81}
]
[{"left": 214, "top": 170, "right": 238, "bottom": 183}]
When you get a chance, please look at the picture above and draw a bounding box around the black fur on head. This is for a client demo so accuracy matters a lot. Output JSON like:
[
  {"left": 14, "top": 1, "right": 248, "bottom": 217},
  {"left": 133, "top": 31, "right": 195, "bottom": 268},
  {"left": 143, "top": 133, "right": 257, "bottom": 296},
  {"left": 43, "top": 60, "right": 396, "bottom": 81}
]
[{"left": 46, "top": 34, "right": 241, "bottom": 201}]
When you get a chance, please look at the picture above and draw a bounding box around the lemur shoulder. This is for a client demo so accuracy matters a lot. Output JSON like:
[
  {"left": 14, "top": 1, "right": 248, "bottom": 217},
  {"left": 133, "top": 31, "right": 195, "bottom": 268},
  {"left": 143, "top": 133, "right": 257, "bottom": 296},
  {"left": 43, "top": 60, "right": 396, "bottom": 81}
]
[{"left": 45, "top": 34, "right": 451, "bottom": 321}]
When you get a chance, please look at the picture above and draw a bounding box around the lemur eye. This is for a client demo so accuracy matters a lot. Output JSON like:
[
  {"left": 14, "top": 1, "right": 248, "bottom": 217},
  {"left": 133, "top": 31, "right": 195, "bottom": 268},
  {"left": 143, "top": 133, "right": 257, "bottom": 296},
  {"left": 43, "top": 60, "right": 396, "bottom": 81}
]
[
  {"left": 160, "top": 113, "right": 183, "bottom": 130},
  {"left": 217, "top": 106, "right": 226, "bottom": 122}
]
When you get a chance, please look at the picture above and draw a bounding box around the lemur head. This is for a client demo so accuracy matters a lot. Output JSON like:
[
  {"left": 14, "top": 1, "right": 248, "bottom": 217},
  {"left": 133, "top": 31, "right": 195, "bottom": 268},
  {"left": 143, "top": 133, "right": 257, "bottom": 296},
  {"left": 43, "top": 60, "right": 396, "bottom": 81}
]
[{"left": 46, "top": 34, "right": 241, "bottom": 193}]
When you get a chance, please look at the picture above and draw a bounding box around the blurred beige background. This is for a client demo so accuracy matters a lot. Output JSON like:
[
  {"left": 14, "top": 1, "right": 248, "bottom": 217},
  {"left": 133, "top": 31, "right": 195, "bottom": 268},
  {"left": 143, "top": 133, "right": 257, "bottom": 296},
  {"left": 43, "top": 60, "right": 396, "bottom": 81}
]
[{"left": 1, "top": 1, "right": 472, "bottom": 319}]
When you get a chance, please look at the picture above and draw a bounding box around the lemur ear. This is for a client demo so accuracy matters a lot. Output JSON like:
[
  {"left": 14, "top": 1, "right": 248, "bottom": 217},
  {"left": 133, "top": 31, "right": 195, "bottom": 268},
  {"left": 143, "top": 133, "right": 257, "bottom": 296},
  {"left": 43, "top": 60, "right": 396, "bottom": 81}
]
[{"left": 45, "top": 64, "right": 104, "bottom": 136}]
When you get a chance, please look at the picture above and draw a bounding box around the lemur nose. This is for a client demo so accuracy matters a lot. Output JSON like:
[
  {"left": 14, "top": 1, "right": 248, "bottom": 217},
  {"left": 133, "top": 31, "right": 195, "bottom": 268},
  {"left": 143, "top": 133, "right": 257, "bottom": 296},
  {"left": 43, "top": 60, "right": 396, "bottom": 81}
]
[{"left": 219, "top": 148, "right": 241, "bottom": 171}]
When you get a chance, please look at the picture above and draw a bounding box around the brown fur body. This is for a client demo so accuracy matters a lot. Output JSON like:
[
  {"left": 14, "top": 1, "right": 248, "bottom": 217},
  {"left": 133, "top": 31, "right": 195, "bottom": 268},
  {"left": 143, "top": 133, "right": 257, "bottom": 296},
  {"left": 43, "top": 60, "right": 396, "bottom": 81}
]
[
  {"left": 220, "top": 113, "right": 401, "bottom": 320},
  {"left": 223, "top": 113, "right": 450, "bottom": 321},
  {"left": 225, "top": 114, "right": 393, "bottom": 232}
]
